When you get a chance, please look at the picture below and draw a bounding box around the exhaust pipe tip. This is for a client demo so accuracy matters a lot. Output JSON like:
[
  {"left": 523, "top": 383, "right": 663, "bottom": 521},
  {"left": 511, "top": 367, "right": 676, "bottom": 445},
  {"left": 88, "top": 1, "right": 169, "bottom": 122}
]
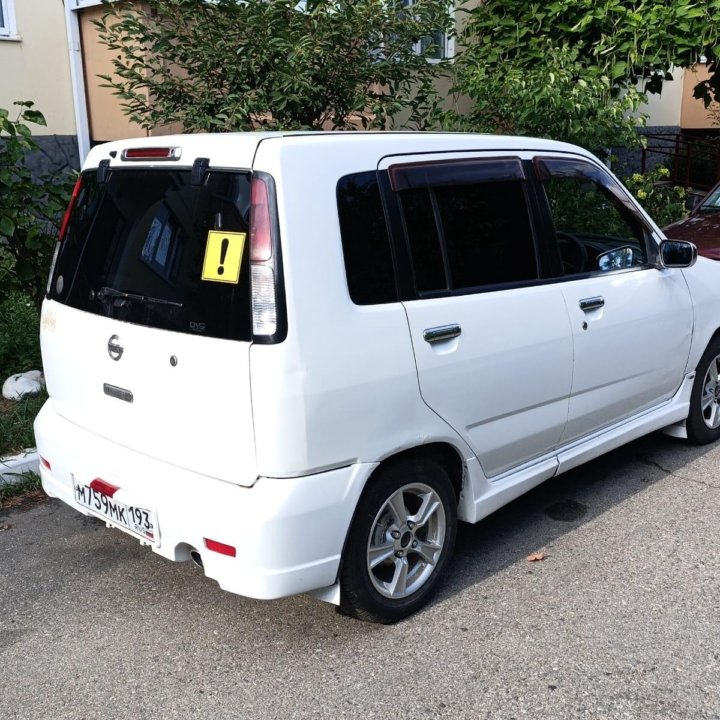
[{"left": 189, "top": 549, "right": 204, "bottom": 569}]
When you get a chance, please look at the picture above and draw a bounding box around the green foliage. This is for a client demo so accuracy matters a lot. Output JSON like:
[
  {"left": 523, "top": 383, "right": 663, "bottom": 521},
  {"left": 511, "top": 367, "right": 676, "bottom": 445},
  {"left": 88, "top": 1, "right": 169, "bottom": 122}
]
[
  {"left": 459, "top": 0, "right": 720, "bottom": 105},
  {"left": 0, "top": 292, "right": 41, "bottom": 378},
  {"left": 444, "top": 43, "right": 645, "bottom": 156},
  {"left": 95, "top": 0, "right": 454, "bottom": 132},
  {"left": 623, "top": 166, "right": 688, "bottom": 226},
  {"left": 0, "top": 102, "right": 75, "bottom": 308},
  {"left": 0, "top": 470, "right": 42, "bottom": 508},
  {"left": 0, "top": 392, "right": 46, "bottom": 459}
]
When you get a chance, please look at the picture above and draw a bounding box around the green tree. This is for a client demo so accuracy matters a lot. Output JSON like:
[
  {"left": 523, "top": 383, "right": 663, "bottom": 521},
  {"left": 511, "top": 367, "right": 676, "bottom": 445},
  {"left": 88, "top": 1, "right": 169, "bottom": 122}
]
[
  {"left": 459, "top": 0, "right": 720, "bottom": 102},
  {"left": 0, "top": 102, "right": 74, "bottom": 309},
  {"left": 95, "top": 0, "right": 454, "bottom": 132},
  {"left": 445, "top": 43, "right": 645, "bottom": 155}
]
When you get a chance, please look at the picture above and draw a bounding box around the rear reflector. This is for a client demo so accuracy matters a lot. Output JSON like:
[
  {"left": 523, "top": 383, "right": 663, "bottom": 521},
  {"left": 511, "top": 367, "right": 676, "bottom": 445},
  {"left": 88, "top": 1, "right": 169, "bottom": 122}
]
[
  {"left": 40, "top": 456, "right": 51, "bottom": 471},
  {"left": 204, "top": 538, "right": 237, "bottom": 558},
  {"left": 121, "top": 147, "right": 182, "bottom": 161},
  {"left": 89, "top": 478, "right": 120, "bottom": 498},
  {"left": 58, "top": 175, "right": 83, "bottom": 241}
]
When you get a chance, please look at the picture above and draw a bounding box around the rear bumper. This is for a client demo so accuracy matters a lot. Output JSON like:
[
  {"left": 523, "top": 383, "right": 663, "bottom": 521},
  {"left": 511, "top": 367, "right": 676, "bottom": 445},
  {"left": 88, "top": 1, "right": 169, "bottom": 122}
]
[{"left": 34, "top": 401, "right": 373, "bottom": 600}]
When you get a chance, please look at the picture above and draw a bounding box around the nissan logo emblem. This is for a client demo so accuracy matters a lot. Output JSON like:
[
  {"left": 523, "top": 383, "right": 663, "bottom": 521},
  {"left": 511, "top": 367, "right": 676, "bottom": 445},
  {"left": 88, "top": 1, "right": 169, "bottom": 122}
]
[{"left": 108, "top": 335, "right": 124, "bottom": 361}]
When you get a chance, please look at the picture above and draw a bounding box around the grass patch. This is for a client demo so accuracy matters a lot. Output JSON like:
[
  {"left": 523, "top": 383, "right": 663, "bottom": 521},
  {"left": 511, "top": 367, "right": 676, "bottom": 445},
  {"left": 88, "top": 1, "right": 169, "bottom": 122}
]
[
  {"left": 0, "top": 291, "right": 41, "bottom": 379},
  {"left": 0, "top": 470, "right": 42, "bottom": 510},
  {"left": 0, "top": 391, "right": 46, "bottom": 457}
]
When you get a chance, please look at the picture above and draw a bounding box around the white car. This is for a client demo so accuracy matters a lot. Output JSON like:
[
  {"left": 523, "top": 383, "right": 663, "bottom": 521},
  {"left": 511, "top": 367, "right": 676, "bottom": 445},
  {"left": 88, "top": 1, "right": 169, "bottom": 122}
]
[{"left": 36, "top": 132, "right": 715, "bottom": 623}]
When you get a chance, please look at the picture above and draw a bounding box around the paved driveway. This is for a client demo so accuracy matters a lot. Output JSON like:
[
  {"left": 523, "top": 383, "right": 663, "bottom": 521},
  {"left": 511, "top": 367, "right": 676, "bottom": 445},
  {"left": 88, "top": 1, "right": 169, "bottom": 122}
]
[{"left": 1, "top": 432, "right": 719, "bottom": 720}]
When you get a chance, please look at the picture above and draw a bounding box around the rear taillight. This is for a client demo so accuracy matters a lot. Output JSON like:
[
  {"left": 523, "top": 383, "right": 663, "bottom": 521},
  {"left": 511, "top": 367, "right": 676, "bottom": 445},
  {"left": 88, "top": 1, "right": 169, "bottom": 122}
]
[
  {"left": 250, "top": 174, "right": 279, "bottom": 337},
  {"left": 49, "top": 175, "right": 83, "bottom": 295},
  {"left": 58, "top": 176, "right": 83, "bottom": 241}
]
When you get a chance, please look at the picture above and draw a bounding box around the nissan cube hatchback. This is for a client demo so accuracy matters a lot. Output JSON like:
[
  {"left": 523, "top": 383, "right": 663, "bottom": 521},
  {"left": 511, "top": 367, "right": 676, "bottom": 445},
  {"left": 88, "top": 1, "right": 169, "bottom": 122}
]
[{"left": 36, "top": 132, "right": 718, "bottom": 623}]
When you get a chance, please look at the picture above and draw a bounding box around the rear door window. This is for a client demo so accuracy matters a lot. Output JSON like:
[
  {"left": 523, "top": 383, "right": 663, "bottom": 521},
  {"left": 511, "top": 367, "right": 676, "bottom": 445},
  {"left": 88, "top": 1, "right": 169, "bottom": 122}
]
[
  {"left": 391, "top": 158, "right": 538, "bottom": 294},
  {"left": 50, "top": 169, "right": 252, "bottom": 341}
]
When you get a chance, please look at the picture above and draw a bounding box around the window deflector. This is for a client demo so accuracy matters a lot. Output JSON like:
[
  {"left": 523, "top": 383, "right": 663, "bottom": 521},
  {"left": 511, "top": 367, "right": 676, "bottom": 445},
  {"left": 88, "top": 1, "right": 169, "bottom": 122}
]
[{"left": 389, "top": 157, "right": 525, "bottom": 191}]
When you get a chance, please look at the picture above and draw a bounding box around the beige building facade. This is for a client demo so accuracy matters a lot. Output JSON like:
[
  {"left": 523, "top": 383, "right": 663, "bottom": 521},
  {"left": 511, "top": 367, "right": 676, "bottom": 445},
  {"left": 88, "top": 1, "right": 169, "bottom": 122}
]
[
  {"left": 2, "top": 1, "right": 718, "bottom": 169},
  {"left": 0, "top": 0, "right": 76, "bottom": 140},
  {"left": 644, "top": 64, "right": 719, "bottom": 131}
]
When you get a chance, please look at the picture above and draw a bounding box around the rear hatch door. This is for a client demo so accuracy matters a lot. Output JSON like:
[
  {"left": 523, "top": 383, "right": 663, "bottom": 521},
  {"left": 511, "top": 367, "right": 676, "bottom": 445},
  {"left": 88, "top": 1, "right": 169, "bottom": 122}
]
[{"left": 42, "top": 162, "right": 258, "bottom": 485}]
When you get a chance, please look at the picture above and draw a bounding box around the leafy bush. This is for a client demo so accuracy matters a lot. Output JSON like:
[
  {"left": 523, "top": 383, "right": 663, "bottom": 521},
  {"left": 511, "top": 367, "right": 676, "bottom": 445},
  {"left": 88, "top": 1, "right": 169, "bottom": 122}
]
[
  {"left": 0, "top": 101, "right": 75, "bottom": 309},
  {"left": 0, "top": 391, "right": 46, "bottom": 457},
  {"left": 0, "top": 292, "right": 41, "bottom": 378},
  {"left": 96, "top": 0, "right": 454, "bottom": 132},
  {"left": 458, "top": 0, "right": 720, "bottom": 105},
  {"left": 444, "top": 43, "right": 645, "bottom": 157},
  {"left": 623, "top": 167, "right": 688, "bottom": 227}
]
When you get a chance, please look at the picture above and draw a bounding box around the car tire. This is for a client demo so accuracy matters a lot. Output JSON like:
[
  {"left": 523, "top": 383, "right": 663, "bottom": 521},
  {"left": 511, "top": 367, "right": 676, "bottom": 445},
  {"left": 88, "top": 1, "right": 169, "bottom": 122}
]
[
  {"left": 686, "top": 336, "right": 720, "bottom": 444},
  {"left": 338, "top": 456, "right": 458, "bottom": 624}
]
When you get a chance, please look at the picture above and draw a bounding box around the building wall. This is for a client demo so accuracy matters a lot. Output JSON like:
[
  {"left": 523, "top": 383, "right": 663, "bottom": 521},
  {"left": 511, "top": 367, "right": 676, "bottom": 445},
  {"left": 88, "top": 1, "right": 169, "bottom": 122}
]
[
  {"left": 0, "top": 0, "right": 75, "bottom": 136},
  {"left": 642, "top": 68, "right": 683, "bottom": 128},
  {"left": 79, "top": 4, "right": 146, "bottom": 143},
  {"left": 681, "top": 64, "right": 720, "bottom": 130},
  {"left": 0, "top": 0, "right": 78, "bottom": 171}
]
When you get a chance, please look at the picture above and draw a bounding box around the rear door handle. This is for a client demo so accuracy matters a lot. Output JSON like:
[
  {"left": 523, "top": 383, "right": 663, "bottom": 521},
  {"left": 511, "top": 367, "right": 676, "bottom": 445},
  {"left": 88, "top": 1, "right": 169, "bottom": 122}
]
[
  {"left": 579, "top": 297, "right": 605, "bottom": 312},
  {"left": 423, "top": 324, "right": 462, "bottom": 343}
]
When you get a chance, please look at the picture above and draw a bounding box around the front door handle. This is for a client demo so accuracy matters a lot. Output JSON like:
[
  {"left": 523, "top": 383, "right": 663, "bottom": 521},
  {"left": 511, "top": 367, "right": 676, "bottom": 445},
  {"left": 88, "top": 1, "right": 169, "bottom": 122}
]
[
  {"left": 423, "top": 324, "right": 462, "bottom": 343},
  {"left": 579, "top": 296, "right": 605, "bottom": 312}
]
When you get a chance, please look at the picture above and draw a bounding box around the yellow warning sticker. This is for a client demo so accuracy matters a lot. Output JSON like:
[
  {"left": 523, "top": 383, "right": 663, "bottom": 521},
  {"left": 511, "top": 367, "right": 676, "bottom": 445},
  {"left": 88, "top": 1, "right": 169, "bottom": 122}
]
[{"left": 201, "top": 230, "right": 246, "bottom": 284}]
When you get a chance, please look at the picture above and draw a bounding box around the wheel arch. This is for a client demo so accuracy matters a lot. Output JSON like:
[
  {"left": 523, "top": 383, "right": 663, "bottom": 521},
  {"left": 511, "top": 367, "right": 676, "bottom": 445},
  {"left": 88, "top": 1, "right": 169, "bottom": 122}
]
[
  {"left": 336, "top": 442, "right": 463, "bottom": 621},
  {"left": 699, "top": 326, "right": 720, "bottom": 365},
  {"left": 373, "top": 442, "right": 466, "bottom": 503},
  {"left": 336, "top": 442, "right": 465, "bottom": 577}
]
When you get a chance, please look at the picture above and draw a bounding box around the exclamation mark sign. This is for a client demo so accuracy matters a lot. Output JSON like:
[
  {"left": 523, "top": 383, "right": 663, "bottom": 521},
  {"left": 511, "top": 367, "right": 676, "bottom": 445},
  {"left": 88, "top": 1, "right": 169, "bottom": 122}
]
[{"left": 217, "top": 238, "right": 229, "bottom": 276}]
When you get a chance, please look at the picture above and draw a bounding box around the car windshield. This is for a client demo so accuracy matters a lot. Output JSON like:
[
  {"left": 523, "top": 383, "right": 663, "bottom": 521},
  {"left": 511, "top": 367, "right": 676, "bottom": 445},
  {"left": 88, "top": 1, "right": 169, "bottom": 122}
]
[{"left": 699, "top": 185, "right": 720, "bottom": 211}]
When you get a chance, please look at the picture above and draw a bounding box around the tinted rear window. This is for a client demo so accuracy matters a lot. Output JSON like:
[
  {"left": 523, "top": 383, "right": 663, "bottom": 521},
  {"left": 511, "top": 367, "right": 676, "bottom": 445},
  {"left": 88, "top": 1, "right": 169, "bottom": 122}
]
[
  {"left": 337, "top": 172, "right": 398, "bottom": 305},
  {"left": 50, "top": 169, "right": 252, "bottom": 341},
  {"left": 400, "top": 179, "right": 538, "bottom": 294}
]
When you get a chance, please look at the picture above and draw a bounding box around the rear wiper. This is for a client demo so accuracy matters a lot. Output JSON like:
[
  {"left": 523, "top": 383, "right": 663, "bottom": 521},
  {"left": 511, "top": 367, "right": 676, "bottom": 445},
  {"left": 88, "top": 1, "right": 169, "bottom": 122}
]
[{"left": 96, "top": 286, "right": 183, "bottom": 308}]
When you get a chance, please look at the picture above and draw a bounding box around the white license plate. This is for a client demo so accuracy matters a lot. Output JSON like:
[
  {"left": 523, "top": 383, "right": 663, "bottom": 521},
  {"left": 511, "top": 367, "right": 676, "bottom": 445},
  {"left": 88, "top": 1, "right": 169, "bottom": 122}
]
[{"left": 73, "top": 481, "right": 159, "bottom": 545}]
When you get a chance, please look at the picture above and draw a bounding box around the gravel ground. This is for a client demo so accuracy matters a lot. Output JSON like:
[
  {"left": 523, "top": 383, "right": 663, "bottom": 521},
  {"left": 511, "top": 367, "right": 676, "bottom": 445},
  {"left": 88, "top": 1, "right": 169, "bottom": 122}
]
[{"left": 1, "top": 432, "right": 718, "bottom": 720}]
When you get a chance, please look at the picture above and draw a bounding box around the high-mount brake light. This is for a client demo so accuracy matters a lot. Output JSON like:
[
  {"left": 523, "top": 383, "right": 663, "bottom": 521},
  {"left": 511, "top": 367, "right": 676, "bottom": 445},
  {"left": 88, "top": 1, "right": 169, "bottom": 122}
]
[
  {"left": 250, "top": 174, "right": 278, "bottom": 337},
  {"left": 58, "top": 176, "right": 83, "bottom": 241},
  {"left": 121, "top": 147, "right": 182, "bottom": 161}
]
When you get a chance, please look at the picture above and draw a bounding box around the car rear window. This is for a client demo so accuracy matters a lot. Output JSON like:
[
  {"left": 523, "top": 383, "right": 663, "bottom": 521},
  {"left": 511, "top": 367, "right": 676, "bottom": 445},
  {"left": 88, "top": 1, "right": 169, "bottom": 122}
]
[
  {"left": 337, "top": 172, "right": 398, "bottom": 305},
  {"left": 49, "top": 169, "right": 252, "bottom": 341}
]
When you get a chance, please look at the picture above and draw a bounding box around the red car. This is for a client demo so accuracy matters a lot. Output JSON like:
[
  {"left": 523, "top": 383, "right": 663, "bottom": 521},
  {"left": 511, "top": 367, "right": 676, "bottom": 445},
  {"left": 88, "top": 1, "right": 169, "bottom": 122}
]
[{"left": 664, "top": 181, "right": 720, "bottom": 259}]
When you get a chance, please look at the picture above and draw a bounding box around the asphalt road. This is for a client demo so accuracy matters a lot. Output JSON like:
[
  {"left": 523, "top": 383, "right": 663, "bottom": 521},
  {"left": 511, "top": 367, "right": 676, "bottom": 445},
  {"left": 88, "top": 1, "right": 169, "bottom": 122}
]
[{"left": 1, "top": 432, "right": 719, "bottom": 720}]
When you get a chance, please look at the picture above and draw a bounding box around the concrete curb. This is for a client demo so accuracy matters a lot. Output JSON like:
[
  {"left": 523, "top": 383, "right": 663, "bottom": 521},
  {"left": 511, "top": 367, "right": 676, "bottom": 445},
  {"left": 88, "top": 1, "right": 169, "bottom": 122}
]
[{"left": 0, "top": 449, "right": 40, "bottom": 486}]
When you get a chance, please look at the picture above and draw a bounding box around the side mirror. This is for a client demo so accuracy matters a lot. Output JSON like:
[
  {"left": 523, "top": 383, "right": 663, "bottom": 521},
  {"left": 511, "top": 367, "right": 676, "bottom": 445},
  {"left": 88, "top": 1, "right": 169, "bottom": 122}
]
[
  {"left": 597, "top": 246, "right": 636, "bottom": 272},
  {"left": 685, "top": 194, "right": 702, "bottom": 212},
  {"left": 659, "top": 239, "right": 697, "bottom": 268}
]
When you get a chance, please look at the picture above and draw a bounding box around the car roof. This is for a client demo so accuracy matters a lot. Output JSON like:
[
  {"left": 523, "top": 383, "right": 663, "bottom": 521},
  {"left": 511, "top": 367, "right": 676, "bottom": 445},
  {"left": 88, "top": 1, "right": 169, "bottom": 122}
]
[{"left": 84, "top": 131, "right": 592, "bottom": 172}]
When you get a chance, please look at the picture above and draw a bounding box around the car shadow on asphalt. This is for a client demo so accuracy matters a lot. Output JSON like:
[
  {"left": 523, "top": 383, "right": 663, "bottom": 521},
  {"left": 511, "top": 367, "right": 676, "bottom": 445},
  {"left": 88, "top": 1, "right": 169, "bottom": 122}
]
[
  {"left": 6, "top": 430, "right": 716, "bottom": 642},
  {"left": 431, "top": 430, "right": 717, "bottom": 609}
]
